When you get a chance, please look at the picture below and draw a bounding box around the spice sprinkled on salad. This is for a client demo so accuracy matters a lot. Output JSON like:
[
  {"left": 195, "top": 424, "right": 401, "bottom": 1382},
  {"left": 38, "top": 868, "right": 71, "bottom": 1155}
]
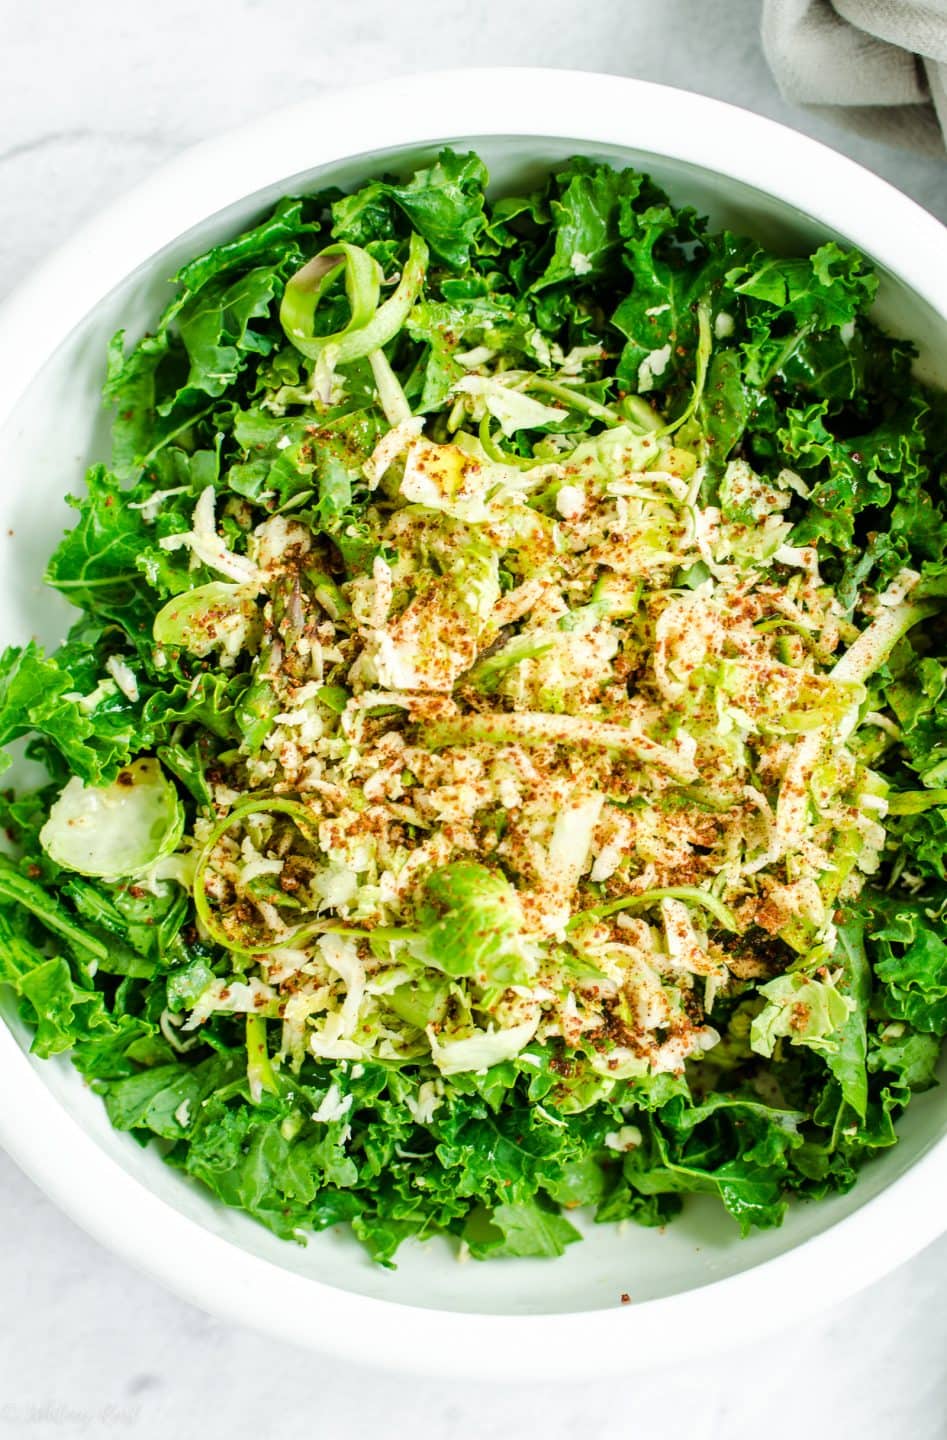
[{"left": 1, "top": 152, "right": 945, "bottom": 1262}]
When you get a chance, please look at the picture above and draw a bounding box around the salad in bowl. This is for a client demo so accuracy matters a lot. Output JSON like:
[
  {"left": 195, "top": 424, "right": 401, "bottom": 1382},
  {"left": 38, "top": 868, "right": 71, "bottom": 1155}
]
[{"left": 0, "top": 146, "right": 944, "bottom": 1266}]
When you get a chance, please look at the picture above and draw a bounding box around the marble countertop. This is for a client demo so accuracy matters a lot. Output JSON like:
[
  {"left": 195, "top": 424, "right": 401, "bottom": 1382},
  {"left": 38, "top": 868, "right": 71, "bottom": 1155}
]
[{"left": 1, "top": 2, "right": 945, "bottom": 1435}]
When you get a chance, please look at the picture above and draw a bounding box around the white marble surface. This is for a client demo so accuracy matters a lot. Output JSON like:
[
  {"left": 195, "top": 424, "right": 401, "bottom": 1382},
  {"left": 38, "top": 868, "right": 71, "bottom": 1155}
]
[{"left": 1, "top": 2, "right": 945, "bottom": 1435}]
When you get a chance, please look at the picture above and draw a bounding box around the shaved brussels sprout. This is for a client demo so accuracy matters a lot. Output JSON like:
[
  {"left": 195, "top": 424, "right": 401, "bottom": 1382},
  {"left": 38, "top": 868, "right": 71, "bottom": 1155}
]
[{"left": 40, "top": 759, "right": 184, "bottom": 879}]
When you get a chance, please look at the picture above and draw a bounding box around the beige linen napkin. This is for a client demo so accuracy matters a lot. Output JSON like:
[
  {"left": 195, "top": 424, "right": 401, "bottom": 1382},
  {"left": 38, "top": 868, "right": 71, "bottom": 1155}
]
[{"left": 761, "top": 0, "right": 947, "bottom": 153}]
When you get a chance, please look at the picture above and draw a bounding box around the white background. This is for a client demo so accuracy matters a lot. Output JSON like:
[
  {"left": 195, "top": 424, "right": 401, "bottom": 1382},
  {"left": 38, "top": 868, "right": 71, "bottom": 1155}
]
[{"left": 1, "top": 2, "right": 945, "bottom": 1436}]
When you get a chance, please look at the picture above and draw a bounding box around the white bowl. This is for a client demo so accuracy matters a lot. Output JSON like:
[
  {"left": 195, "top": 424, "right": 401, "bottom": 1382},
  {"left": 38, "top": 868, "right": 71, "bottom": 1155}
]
[{"left": 0, "top": 69, "right": 945, "bottom": 1379}]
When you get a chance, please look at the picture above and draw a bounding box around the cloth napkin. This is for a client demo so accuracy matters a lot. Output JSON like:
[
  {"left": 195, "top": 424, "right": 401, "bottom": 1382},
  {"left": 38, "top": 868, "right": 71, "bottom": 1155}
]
[{"left": 761, "top": 0, "right": 947, "bottom": 154}]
